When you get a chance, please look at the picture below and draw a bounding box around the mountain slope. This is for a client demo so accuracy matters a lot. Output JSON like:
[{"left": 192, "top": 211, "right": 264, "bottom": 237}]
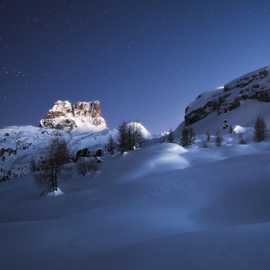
[{"left": 177, "top": 66, "right": 270, "bottom": 134}]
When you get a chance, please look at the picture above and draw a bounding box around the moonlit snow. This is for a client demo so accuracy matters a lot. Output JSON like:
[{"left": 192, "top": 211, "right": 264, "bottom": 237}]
[{"left": 1, "top": 129, "right": 270, "bottom": 269}]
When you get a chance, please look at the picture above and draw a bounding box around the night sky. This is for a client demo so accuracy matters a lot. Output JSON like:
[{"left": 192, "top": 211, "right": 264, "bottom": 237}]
[{"left": 1, "top": 0, "right": 270, "bottom": 133}]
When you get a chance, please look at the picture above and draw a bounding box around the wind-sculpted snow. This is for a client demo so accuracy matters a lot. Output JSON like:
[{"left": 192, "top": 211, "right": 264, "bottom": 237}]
[{"left": 1, "top": 142, "right": 270, "bottom": 269}]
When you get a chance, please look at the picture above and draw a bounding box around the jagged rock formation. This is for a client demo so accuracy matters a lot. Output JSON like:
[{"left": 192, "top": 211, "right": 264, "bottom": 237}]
[
  {"left": 40, "top": 100, "right": 107, "bottom": 130},
  {"left": 179, "top": 66, "right": 270, "bottom": 133}
]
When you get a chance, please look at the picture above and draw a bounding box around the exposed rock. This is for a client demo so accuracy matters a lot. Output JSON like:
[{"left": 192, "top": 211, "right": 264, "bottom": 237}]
[{"left": 40, "top": 100, "right": 107, "bottom": 130}]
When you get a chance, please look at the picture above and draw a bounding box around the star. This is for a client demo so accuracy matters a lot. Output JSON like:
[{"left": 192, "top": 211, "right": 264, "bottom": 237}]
[
  {"left": 127, "top": 41, "right": 135, "bottom": 49},
  {"left": 103, "top": 9, "right": 111, "bottom": 16}
]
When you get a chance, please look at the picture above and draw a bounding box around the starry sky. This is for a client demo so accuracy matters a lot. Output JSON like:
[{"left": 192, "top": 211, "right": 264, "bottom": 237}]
[{"left": 1, "top": 0, "right": 270, "bottom": 133}]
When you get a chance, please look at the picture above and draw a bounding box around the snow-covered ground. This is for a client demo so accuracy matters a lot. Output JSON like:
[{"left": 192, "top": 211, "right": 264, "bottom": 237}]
[{"left": 1, "top": 136, "right": 270, "bottom": 269}]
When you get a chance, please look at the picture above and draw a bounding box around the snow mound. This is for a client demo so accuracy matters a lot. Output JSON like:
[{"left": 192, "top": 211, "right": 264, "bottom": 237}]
[{"left": 47, "top": 188, "right": 63, "bottom": 197}]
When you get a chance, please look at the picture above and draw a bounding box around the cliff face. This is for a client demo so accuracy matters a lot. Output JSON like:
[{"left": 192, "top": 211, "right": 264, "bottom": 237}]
[{"left": 40, "top": 100, "right": 107, "bottom": 130}]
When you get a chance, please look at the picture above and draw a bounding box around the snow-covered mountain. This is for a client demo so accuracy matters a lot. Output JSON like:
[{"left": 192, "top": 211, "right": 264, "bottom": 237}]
[
  {"left": 177, "top": 66, "right": 270, "bottom": 134},
  {"left": 40, "top": 100, "right": 107, "bottom": 131},
  {"left": 0, "top": 110, "right": 151, "bottom": 180}
]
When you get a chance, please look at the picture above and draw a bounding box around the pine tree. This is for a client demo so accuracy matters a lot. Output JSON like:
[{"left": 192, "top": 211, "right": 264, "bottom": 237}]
[
  {"left": 118, "top": 122, "right": 129, "bottom": 153},
  {"left": 254, "top": 117, "right": 267, "bottom": 142},
  {"left": 167, "top": 130, "right": 174, "bottom": 143},
  {"left": 189, "top": 128, "right": 195, "bottom": 145},
  {"left": 181, "top": 127, "right": 195, "bottom": 147},
  {"left": 181, "top": 127, "right": 189, "bottom": 146},
  {"left": 107, "top": 136, "right": 116, "bottom": 155},
  {"left": 133, "top": 128, "right": 144, "bottom": 148},
  {"left": 206, "top": 130, "right": 211, "bottom": 142}
]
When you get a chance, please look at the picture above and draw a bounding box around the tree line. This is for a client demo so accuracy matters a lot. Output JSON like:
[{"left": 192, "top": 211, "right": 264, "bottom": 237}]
[{"left": 166, "top": 116, "right": 268, "bottom": 147}]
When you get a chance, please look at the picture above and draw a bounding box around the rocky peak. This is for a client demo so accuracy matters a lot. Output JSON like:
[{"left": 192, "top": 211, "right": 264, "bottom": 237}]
[{"left": 40, "top": 100, "right": 107, "bottom": 130}]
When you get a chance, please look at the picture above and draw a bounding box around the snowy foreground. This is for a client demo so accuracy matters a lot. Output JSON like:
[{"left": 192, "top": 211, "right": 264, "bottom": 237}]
[{"left": 1, "top": 142, "right": 270, "bottom": 269}]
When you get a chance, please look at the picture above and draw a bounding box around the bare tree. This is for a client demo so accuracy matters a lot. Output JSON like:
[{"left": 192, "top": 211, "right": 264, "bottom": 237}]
[
  {"left": 118, "top": 122, "right": 145, "bottom": 153},
  {"left": 34, "top": 138, "right": 70, "bottom": 194}
]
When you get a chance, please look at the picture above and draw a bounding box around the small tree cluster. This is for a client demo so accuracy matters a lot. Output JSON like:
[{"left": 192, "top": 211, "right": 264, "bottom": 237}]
[
  {"left": 180, "top": 127, "right": 195, "bottom": 147},
  {"left": 118, "top": 122, "right": 144, "bottom": 153},
  {"left": 33, "top": 138, "right": 70, "bottom": 194},
  {"left": 254, "top": 117, "right": 267, "bottom": 142}
]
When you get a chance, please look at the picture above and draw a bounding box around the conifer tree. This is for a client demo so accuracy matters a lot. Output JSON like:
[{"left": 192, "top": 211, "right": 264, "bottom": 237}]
[
  {"left": 181, "top": 127, "right": 195, "bottom": 147},
  {"left": 107, "top": 136, "right": 116, "bottom": 155},
  {"left": 254, "top": 117, "right": 267, "bottom": 142},
  {"left": 206, "top": 130, "right": 211, "bottom": 142},
  {"left": 118, "top": 122, "right": 129, "bottom": 153},
  {"left": 215, "top": 129, "right": 222, "bottom": 147},
  {"left": 167, "top": 130, "right": 174, "bottom": 143}
]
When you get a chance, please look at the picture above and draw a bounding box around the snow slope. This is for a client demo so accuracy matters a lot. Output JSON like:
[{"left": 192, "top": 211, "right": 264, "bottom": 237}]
[{"left": 1, "top": 141, "right": 270, "bottom": 269}]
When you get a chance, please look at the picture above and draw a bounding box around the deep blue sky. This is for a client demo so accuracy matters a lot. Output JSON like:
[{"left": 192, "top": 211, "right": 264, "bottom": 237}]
[{"left": 1, "top": 0, "right": 270, "bottom": 133}]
